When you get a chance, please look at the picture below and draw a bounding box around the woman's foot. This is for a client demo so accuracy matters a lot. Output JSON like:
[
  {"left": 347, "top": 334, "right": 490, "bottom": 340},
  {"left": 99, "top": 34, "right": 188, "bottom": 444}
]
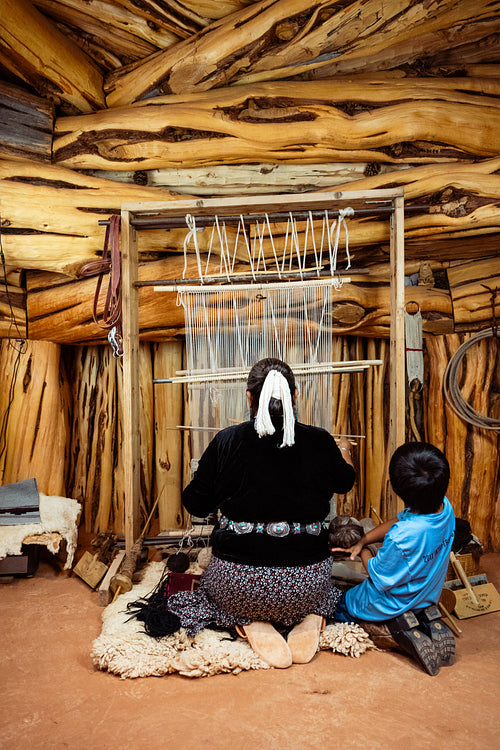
[
  {"left": 237, "top": 621, "right": 292, "bottom": 668},
  {"left": 287, "top": 614, "right": 325, "bottom": 663}
]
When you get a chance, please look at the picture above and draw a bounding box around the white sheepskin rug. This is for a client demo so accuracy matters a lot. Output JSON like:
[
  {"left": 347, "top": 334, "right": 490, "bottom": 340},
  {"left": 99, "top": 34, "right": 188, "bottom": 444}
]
[
  {"left": 0, "top": 493, "right": 81, "bottom": 569},
  {"left": 92, "top": 562, "right": 376, "bottom": 679}
]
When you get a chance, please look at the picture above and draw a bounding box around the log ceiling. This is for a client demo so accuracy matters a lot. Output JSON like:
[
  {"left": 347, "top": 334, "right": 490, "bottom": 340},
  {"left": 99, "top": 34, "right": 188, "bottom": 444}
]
[{"left": 0, "top": 0, "right": 499, "bottom": 340}]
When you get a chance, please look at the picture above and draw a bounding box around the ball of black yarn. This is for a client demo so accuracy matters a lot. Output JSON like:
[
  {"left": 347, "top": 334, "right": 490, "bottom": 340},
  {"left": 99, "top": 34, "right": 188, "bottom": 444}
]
[{"left": 166, "top": 551, "right": 190, "bottom": 572}]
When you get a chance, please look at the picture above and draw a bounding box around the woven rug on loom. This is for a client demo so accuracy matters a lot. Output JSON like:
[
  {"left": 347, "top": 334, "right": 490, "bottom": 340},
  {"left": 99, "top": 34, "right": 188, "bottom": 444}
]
[{"left": 92, "top": 561, "right": 376, "bottom": 679}]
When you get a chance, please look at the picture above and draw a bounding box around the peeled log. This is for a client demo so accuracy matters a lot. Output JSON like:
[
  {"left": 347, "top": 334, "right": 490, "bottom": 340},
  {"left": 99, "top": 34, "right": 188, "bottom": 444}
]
[
  {"left": 0, "top": 267, "right": 26, "bottom": 339},
  {"left": 285, "top": 17, "right": 500, "bottom": 86},
  {"left": 0, "top": 81, "right": 54, "bottom": 162},
  {"left": 55, "top": 79, "right": 500, "bottom": 171},
  {"left": 3, "top": 157, "right": 499, "bottom": 278},
  {"left": 67, "top": 343, "right": 153, "bottom": 535},
  {"left": 0, "top": 159, "right": 185, "bottom": 275},
  {"left": 0, "top": 0, "right": 105, "bottom": 113},
  {"left": 0, "top": 339, "right": 70, "bottom": 495},
  {"left": 33, "top": 0, "right": 180, "bottom": 63},
  {"left": 447, "top": 258, "right": 500, "bottom": 331},
  {"left": 104, "top": 0, "right": 500, "bottom": 104},
  {"left": 111, "top": 0, "right": 215, "bottom": 37},
  {"left": 90, "top": 162, "right": 410, "bottom": 195},
  {"left": 142, "top": 0, "right": 252, "bottom": 23},
  {"left": 25, "top": 259, "right": 454, "bottom": 343},
  {"left": 426, "top": 334, "right": 500, "bottom": 549}
]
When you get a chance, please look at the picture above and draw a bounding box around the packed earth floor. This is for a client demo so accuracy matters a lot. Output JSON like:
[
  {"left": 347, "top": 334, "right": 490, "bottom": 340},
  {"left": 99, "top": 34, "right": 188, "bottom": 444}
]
[{"left": 1, "top": 543, "right": 499, "bottom": 750}]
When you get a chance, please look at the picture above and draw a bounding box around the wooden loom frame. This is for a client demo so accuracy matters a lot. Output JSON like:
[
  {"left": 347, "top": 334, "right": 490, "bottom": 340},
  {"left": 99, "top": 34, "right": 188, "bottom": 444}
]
[{"left": 119, "top": 189, "right": 405, "bottom": 551}]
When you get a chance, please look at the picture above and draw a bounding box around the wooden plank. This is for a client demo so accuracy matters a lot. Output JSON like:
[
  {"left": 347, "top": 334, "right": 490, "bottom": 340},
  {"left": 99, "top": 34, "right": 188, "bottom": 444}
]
[
  {"left": 453, "top": 583, "right": 500, "bottom": 619},
  {"left": 121, "top": 188, "right": 405, "bottom": 220},
  {"left": 98, "top": 549, "right": 126, "bottom": 606}
]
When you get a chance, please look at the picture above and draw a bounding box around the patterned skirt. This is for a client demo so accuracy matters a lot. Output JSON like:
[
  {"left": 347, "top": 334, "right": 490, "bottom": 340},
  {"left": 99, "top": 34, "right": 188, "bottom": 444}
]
[{"left": 167, "top": 555, "right": 342, "bottom": 637}]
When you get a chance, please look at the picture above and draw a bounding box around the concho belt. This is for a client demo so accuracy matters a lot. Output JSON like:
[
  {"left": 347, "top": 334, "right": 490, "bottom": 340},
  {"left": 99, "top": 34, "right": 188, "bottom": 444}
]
[{"left": 219, "top": 515, "right": 325, "bottom": 537}]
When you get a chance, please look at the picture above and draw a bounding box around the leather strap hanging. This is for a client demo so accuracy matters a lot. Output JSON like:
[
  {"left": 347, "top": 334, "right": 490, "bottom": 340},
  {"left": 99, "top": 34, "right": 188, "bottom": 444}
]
[{"left": 81, "top": 215, "right": 124, "bottom": 357}]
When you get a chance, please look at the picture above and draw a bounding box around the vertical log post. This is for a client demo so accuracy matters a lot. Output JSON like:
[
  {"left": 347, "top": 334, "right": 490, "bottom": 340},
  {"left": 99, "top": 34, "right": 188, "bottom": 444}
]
[
  {"left": 0, "top": 339, "right": 70, "bottom": 495},
  {"left": 364, "top": 338, "right": 387, "bottom": 520},
  {"left": 121, "top": 208, "right": 141, "bottom": 551},
  {"left": 388, "top": 191, "right": 406, "bottom": 516},
  {"left": 153, "top": 340, "right": 184, "bottom": 531}
]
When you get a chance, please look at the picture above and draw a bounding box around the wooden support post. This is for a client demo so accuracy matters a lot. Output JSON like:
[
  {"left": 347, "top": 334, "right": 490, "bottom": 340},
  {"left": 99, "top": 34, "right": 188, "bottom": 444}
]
[
  {"left": 121, "top": 207, "right": 141, "bottom": 552},
  {"left": 389, "top": 192, "right": 406, "bottom": 515},
  {"left": 154, "top": 341, "right": 184, "bottom": 531}
]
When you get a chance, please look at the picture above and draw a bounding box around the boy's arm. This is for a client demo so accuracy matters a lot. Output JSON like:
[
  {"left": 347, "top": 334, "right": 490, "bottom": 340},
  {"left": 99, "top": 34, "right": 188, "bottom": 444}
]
[
  {"left": 359, "top": 547, "right": 374, "bottom": 573},
  {"left": 330, "top": 516, "right": 399, "bottom": 561}
]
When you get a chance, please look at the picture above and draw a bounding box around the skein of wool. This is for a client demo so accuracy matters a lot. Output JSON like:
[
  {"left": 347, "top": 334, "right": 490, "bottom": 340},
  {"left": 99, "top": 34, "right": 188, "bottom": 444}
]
[
  {"left": 197, "top": 547, "right": 212, "bottom": 569},
  {"left": 166, "top": 552, "right": 190, "bottom": 572}
]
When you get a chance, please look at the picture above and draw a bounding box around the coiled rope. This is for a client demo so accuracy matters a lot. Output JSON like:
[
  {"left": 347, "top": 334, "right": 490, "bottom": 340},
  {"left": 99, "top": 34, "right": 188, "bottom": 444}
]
[{"left": 443, "top": 327, "right": 500, "bottom": 431}]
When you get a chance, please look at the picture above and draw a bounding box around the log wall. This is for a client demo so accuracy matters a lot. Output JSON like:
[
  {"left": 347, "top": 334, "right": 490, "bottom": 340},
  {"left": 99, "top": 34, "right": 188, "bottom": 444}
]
[
  {"left": 0, "top": 333, "right": 498, "bottom": 550},
  {"left": 1, "top": 0, "right": 499, "bottom": 550}
]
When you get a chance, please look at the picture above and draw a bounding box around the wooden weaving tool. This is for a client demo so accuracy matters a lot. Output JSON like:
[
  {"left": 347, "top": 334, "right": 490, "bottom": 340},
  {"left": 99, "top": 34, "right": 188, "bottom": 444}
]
[
  {"left": 73, "top": 551, "right": 108, "bottom": 589},
  {"left": 110, "top": 494, "right": 161, "bottom": 602}
]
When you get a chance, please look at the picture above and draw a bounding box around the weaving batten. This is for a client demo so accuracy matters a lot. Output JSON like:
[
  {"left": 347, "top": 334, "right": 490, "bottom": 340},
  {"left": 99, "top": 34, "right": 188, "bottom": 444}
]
[{"left": 154, "top": 361, "right": 383, "bottom": 384}]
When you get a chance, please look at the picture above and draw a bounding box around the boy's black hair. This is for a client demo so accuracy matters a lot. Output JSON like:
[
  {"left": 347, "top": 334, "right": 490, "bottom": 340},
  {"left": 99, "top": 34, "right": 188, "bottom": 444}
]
[{"left": 389, "top": 442, "right": 450, "bottom": 514}]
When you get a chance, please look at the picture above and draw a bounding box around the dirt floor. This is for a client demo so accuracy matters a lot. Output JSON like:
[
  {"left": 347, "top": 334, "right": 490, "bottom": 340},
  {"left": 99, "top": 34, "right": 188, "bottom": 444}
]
[{"left": 1, "top": 546, "right": 499, "bottom": 750}]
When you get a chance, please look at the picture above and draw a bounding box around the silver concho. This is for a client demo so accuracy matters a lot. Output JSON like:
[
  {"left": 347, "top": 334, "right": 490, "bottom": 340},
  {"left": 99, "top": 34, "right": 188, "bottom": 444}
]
[
  {"left": 219, "top": 516, "right": 229, "bottom": 529},
  {"left": 232, "top": 521, "right": 254, "bottom": 535},
  {"left": 267, "top": 521, "right": 290, "bottom": 537},
  {"left": 305, "top": 522, "right": 322, "bottom": 536}
]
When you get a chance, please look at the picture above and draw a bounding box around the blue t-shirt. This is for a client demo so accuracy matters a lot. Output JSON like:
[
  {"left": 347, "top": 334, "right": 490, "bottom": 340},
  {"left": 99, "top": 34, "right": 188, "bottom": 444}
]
[{"left": 345, "top": 497, "right": 455, "bottom": 621}]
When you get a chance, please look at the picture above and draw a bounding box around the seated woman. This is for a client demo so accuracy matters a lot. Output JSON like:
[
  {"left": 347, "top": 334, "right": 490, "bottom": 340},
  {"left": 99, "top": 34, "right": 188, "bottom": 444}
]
[{"left": 130, "top": 357, "right": 355, "bottom": 668}]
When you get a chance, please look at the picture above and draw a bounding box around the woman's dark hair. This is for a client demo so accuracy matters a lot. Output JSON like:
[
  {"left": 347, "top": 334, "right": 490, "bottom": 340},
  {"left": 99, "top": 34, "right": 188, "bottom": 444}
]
[
  {"left": 246, "top": 358, "right": 296, "bottom": 417},
  {"left": 328, "top": 515, "right": 364, "bottom": 548},
  {"left": 389, "top": 442, "right": 450, "bottom": 514}
]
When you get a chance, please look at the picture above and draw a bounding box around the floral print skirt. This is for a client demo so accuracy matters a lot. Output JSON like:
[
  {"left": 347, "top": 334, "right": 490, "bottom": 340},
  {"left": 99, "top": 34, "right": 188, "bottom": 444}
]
[{"left": 167, "top": 555, "right": 342, "bottom": 637}]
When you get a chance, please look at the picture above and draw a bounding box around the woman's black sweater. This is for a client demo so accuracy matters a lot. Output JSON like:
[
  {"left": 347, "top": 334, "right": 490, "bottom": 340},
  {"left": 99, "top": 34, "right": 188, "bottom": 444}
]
[{"left": 182, "top": 419, "right": 355, "bottom": 567}]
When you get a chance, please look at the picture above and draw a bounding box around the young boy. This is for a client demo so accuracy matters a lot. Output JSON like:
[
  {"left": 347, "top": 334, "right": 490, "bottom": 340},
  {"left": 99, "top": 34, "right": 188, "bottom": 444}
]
[{"left": 332, "top": 442, "right": 456, "bottom": 676}]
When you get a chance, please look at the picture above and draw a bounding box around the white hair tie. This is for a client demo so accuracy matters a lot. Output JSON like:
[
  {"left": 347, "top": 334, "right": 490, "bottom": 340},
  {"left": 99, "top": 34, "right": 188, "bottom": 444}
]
[{"left": 255, "top": 370, "right": 295, "bottom": 447}]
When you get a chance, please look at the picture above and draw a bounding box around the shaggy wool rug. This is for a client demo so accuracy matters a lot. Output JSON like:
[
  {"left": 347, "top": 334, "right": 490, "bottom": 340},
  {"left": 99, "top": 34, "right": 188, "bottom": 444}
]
[
  {"left": 92, "top": 561, "right": 376, "bottom": 678},
  {"left": 0, "top": 494, "right": 81, "bottom": 569}
]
